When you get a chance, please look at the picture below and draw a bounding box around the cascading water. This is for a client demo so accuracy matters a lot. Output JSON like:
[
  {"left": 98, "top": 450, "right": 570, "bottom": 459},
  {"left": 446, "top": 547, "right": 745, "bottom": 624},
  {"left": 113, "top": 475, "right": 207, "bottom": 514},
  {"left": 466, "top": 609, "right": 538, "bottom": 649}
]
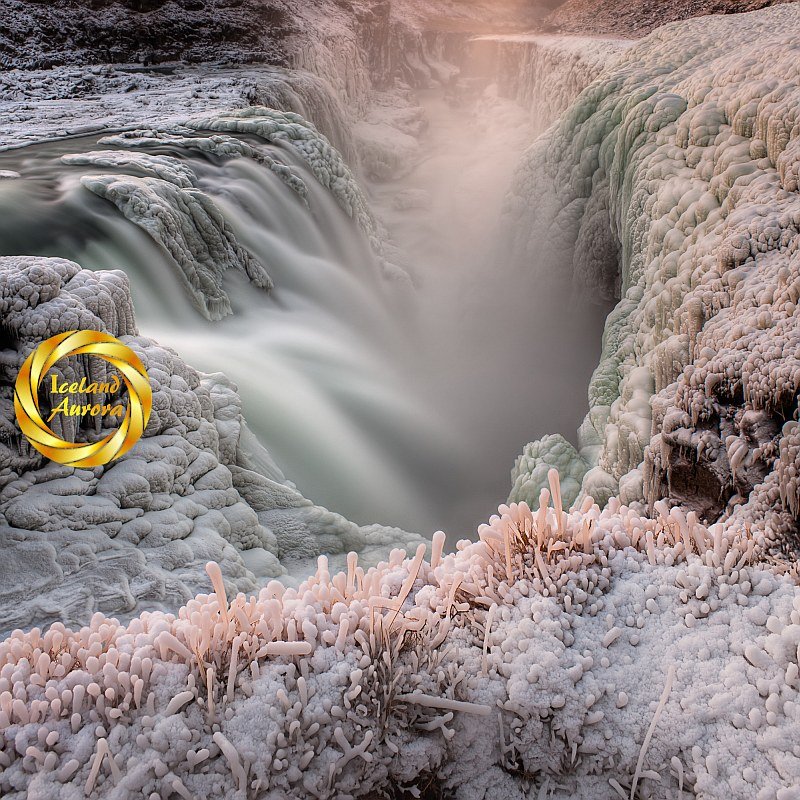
[
  {"left": 0, "top": 132, "right": 458, "bottom": 534},
  {"left": 0, "top": 47, "right": 613, "bottom": 543}
]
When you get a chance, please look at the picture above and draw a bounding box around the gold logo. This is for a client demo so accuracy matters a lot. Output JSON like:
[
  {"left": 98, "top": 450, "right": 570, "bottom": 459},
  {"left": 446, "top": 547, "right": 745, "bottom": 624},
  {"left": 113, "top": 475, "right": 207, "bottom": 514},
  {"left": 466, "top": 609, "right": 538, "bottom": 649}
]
[{"left": 14, "top": 330, "right": 152, "bottom": 467}]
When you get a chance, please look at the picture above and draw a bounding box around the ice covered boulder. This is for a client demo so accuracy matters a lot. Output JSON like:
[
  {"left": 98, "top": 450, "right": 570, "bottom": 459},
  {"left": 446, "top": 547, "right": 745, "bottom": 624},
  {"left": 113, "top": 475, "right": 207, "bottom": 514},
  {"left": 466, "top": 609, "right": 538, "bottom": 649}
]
[{"left": 509, "top": 433, "right": 588, "bottom": 510}]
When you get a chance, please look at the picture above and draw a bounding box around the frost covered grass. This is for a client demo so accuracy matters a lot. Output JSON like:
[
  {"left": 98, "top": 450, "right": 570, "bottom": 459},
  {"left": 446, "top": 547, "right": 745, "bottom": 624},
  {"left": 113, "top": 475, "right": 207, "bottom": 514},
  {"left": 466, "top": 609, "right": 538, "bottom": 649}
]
[{"left": 1, "top": 469, "right": 799, "bottom": 798}]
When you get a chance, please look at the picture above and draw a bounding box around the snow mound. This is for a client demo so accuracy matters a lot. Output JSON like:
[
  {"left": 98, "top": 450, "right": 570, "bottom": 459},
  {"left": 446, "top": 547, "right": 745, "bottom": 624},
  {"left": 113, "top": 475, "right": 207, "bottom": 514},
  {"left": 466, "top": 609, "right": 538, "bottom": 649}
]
[
  {"left": 507, "top": 4, "right": 800, "bottom": 564},
  {"left": 1, "top": 474, "right": 798, "bottom": 798},
  {"left": 509, "top": 433, "right": 588, "bottom": 511},
  {"left": 0, "top": 256, "right": 426, "bottom": 635}
]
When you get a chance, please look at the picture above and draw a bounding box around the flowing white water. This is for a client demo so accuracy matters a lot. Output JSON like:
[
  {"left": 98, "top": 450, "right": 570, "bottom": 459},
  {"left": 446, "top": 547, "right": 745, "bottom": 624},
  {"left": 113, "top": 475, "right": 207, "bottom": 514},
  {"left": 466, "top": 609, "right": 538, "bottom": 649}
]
[
  {"left": 0, "top": 78, "right": 610, "bottom": 541},
  {"left": 0, "top": 136, "right": 455, "bottom": 532}
]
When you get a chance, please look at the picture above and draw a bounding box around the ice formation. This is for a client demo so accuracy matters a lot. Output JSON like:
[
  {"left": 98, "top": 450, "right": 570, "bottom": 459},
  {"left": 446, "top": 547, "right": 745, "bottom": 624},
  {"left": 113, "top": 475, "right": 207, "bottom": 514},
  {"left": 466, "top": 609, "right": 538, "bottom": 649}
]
[
  {"left": 508, "top": 5, "right": 800, "bottom": 562},
  {"left": 92, "top": 132, "right": 309, "bottom": 200},
  {"left": 184, "top": 109, "right": 381, "bottom": 252},
  {"left": 510, "top": 434, "right": 589, "bottom": 511},
  {"left": 80, "top": 174, "right": 273, "bottom": 322},
  {"left": 61, "top": 152, "right": 198, "bottom": 190},
  {"left": 0, "top": 256, "right": 424, "bottom": 635},
  {"left": 71, "top": 108, "right": 386, "bottom": 299},
  {"left": 56, "top": 104, "right": 387, "bottom": 321},
  {"left": 1, "top": 470, "right": 799, "bottom": 798}
]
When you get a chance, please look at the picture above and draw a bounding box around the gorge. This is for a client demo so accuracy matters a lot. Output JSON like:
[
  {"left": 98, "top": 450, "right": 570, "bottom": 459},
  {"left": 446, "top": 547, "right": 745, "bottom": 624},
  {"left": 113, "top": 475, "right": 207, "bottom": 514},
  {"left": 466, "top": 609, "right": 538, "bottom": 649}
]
[{"left": 1, "top": 1, "right": 800, "bottom": 798}]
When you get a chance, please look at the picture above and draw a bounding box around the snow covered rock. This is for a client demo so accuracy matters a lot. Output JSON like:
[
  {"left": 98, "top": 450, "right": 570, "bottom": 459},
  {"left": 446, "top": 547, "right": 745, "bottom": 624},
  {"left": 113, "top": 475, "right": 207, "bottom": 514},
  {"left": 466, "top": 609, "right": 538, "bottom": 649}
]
[
  {"left": 0, "top": 0, "right": 293, "bottom": 70},
  {"left": 507, "top": 4, "right": 800, "bottom": 565}
]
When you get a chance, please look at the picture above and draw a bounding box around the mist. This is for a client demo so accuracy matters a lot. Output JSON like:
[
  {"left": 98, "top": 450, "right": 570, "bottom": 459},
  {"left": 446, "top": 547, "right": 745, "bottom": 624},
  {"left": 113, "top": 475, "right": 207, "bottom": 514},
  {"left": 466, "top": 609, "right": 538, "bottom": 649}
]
[
  {"left": 367, "top": 78, "right": 611, "bottom": 540},
  {"left": 0, "top": 36, "right": 612, "bottom": 543}
]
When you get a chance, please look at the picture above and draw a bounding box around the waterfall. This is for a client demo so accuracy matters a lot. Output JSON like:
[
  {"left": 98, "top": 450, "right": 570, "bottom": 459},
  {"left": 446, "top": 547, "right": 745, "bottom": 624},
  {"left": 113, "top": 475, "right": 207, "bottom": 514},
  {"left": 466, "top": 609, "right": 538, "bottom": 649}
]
[
  {"left": 0, "top": 26, "right": 627, "bottom": 542},
  {"left": 0, "top": 128, "right": 457, "bottom": 534}
]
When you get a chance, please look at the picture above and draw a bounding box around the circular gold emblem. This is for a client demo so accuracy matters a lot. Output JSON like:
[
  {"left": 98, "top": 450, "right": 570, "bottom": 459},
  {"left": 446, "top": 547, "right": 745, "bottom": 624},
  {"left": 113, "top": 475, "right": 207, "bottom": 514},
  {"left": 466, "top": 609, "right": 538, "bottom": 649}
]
[{"left": 14, "top": 330, "right": 152, "bottom": 467}]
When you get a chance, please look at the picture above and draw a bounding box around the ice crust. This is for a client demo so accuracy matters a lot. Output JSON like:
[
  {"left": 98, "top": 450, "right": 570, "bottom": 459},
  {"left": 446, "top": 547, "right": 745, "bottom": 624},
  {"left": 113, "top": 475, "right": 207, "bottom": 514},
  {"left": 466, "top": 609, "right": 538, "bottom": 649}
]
[
  {"left": 508, "top": 6, "right": 800, "bottom": 562},
  {"left": 1, "top": 477, "right": 799, "bottom": 799}
]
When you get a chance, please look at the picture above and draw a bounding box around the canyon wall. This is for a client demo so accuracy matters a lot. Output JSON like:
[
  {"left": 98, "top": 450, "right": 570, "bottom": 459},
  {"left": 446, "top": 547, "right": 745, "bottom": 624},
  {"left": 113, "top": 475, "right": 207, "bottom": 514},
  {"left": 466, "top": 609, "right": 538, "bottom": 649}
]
[{"left": 507, "top": 5, "right": 800, "bottom": 571}]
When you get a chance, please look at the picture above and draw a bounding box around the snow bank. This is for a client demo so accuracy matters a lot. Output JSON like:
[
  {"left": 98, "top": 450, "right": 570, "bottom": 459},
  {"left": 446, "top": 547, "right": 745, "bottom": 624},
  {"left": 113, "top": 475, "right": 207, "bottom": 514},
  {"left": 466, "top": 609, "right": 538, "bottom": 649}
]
[
  {"left": 1, "top": 472, "right": 798, "bottom": 798},
  {"left": 507, "top": 5, "right": 800, "bottom": 564},
  {"left": 0, "top": 256, "right": 424, "bottom": 635}
]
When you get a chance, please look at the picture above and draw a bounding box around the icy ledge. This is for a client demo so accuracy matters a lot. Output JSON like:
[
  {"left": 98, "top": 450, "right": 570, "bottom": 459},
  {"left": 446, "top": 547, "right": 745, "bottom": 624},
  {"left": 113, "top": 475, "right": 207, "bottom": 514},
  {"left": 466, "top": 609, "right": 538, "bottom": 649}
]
[
  {"left": 507, "top": 4, "right": 800, "bottom": 565},
  {"left": 0, "top": 256, "right": 424, "bottom": 635},
  {"left": 1, "top": 472, "right": 799, "bottom": 799}
]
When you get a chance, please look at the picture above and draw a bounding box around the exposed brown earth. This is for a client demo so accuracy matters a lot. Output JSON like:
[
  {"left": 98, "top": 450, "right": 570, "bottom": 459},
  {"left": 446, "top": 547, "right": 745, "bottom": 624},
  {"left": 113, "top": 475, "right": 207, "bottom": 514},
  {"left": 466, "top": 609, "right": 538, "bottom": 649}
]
[{"left": 543, "top": 0, "right": 798, "bottom": 37}]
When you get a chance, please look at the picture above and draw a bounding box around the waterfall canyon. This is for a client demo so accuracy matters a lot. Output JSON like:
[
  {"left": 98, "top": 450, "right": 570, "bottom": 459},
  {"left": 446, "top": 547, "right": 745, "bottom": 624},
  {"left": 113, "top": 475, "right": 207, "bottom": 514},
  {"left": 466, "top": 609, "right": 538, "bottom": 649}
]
[{"left": 1, "top": 2, "right": 800, "bottom": 798}]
